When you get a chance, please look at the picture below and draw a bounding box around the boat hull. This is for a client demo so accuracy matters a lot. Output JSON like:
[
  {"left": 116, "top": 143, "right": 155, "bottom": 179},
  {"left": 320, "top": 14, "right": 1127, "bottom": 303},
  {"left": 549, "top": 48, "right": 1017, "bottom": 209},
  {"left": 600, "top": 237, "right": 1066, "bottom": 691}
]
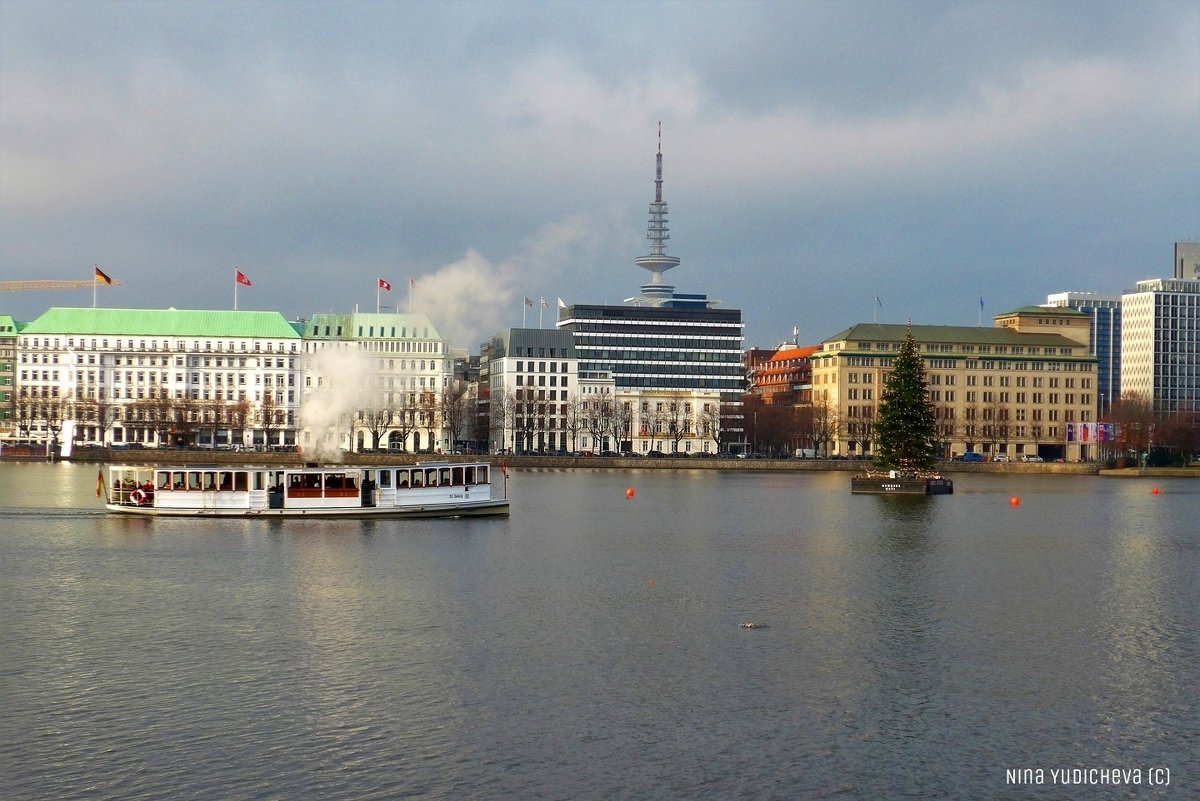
[{"left": 104, "top": 498, "right": 509, "bottom": 518}]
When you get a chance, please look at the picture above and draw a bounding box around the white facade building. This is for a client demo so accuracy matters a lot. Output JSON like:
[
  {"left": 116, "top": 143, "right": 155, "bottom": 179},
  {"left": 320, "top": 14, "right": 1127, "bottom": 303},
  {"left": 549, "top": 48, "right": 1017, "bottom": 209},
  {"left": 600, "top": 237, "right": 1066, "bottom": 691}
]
[
  {"left": 14, "top": 307, "right": 302, "bottom": 448},
  {"left": 300, "top": 312, "right": 451, "bottom": 453},
  {"left": 1120, "top": 278, "right": 1200, "bottom": 417}
]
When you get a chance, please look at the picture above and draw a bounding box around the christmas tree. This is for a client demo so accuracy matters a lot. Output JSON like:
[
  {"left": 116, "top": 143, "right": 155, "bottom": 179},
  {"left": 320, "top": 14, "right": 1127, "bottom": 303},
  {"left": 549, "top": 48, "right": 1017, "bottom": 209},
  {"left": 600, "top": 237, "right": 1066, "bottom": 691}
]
[{"left": 872, "top": 325, "right": 940, "bottom": 471}]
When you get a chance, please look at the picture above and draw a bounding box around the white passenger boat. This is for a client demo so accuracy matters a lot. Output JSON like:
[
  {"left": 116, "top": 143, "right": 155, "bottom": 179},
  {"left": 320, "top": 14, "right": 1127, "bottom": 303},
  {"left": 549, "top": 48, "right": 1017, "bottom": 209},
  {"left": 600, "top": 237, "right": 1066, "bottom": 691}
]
[{"left": 102, "top": 461, "right": 509, "bottom": 518}]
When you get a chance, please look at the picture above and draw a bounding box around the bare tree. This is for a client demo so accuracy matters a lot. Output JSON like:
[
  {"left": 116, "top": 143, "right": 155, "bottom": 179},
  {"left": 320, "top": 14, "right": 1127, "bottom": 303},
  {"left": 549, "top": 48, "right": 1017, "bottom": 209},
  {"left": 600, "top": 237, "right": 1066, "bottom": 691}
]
[
  {"left": 586, "top": 390, "right": 611, "bottom": 453},
  {"left": 488, "top": 387, "right": 514, "bottom": 453},
  {"left": 256, "top": 393, "right": 284, "bottom": 449},
  {"left": 698, "top": 401, "right": 723, "bottom": 453},
  {"left": 440, "top": 378, "right": 472, "bottom": 452},
  {"left": 512, "top": 387, "right": 539, "bottom": 453},
  {"left": 13, "top": 387, "right": 35, "bottom": 438},
  {"left": 563, "top": 394, "right": 587, "bottom": 452},
  {"left": 847, "top": 406, "right": 874, "bottom": 458},
  {"left": 1109, "top": 391, "right": 1156, "bottom": 461},
  {"left": 358, "top": 392, "right": 393, "bottom": 451},
  {"left": 607, "top": 400, "right": 632, "bottom": 454},
  {"left": 418, "top": 390, "right": 440, "bottom": 451},
  {"left": 962, "top": 403, "right": 980, "bottom": 454},
  {"left": 810, "top": 392, "right": 839, "bottom": 457},
  {"left": 664, "top": 395, "right": 690, "bottom": 453}
]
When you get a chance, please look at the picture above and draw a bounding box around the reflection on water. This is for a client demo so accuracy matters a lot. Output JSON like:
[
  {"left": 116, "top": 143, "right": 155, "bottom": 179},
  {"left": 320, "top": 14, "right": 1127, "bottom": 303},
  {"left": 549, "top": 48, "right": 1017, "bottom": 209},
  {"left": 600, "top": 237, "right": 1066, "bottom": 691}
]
[{"left": 1, "top": 462, "right": 1197, "bottom": 800}]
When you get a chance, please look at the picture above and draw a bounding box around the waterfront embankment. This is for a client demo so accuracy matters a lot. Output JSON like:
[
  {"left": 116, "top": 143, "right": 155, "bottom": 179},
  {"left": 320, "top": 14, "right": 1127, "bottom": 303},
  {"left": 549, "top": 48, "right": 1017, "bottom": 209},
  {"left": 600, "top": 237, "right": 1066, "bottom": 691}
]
[{"left": 28, "top": 446, "right": 1149, "bottom": 476}]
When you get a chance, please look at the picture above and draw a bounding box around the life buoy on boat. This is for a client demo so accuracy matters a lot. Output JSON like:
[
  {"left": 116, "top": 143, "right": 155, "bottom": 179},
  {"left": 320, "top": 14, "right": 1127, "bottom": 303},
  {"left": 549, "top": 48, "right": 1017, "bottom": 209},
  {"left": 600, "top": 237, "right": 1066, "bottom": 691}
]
[{"left": 130, "top": 488, "right": 147, "bottom": 505}]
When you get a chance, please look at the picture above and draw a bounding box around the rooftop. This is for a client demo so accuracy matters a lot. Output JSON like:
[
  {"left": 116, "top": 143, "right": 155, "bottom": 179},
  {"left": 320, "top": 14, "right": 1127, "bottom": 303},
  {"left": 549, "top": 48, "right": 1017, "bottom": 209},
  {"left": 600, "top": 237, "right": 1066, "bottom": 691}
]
[{"left": 19, "top": 308, "right": 301, "bottom": 339}]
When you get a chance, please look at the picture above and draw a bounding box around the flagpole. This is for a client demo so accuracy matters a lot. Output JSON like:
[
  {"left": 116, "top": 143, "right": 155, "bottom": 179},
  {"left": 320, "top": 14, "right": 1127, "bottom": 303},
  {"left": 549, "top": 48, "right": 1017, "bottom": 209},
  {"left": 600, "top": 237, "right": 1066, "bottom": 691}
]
[
  {"left": 234, "top": 268, "right": 238, "bottom": 311},
  {"left": 539, "top": 297, "right": 544, "bottom": 328},
  {"left": 522, "top": 300, "right": 527, "bottom": 327},
  {"left": 376, "top": 284, "right": 380, "bottom": 315},
  {"left": 93, "top": 265, "right": 97, "bottom": 309}
]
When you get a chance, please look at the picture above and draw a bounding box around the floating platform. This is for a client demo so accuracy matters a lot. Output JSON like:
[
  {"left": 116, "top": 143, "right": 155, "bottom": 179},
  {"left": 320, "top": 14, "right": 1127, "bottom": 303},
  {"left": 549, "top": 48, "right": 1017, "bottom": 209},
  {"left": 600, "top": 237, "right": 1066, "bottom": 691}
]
[{"left": 851, "top": 472, "right": 954, "bottom": 495}]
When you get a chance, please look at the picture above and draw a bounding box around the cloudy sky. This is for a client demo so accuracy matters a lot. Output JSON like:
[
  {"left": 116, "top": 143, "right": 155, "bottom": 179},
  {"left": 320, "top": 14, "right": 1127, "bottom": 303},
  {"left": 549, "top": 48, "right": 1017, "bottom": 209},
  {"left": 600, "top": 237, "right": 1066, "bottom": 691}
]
[{"left": 2, "top": 0, "right": 1197, "bottom": 350}]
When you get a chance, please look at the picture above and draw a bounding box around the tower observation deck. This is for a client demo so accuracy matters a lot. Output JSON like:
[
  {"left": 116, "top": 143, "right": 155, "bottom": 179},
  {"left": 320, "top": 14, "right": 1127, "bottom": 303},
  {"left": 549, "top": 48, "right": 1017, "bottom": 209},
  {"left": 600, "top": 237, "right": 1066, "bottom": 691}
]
[{"left": 633, "top": 123, "right": 681, "bottom": 299}]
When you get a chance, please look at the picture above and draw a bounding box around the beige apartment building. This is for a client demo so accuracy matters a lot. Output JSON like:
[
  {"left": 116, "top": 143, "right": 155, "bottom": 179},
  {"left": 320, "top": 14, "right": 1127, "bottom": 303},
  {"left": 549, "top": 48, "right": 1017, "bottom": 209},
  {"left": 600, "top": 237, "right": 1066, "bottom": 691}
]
[{"left": 810, "top": 307, "right": 1100, "bottom": 461}]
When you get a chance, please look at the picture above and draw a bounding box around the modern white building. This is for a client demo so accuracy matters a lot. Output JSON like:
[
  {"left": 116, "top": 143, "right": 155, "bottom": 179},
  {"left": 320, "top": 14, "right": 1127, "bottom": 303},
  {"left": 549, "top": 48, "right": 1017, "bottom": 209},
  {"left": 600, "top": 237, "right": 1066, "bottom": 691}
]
[
  {"left": 1120, "top": 278, "right": 1200, "bottom": 418},
  {"left": 481, "top": 328, "right": 586, "bottom": 453}
]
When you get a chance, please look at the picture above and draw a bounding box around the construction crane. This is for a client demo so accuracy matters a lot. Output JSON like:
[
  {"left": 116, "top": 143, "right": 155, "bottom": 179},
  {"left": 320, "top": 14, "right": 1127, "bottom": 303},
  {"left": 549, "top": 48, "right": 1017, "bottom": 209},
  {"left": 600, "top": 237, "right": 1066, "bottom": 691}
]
[{"left": 0, "top": 279, "right": 123, "bottom": 291}]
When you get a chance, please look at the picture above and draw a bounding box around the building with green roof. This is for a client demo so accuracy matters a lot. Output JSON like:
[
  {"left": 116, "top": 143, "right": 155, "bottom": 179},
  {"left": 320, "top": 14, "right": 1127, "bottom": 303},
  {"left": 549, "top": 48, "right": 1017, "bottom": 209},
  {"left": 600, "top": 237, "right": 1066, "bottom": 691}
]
[
  {"left": 15, "top": 307, "right": 303, "bottom": 449},
  {"left": 300, "top": 312, "right": 451, "bottom": 453},
  {"left": 811, "top": 308, "right": 1099, "bottom": 461},
  {"left": 20, "top": 307, "right": 301, "bottom": 339},
  {"left": 0, "top": 315, "right": 19, "bottom": 436}
]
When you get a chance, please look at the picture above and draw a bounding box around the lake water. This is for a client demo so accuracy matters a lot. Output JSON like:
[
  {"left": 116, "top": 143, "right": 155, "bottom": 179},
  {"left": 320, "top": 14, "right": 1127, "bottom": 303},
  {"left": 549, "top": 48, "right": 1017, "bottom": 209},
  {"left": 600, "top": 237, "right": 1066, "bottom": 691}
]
[{"left": 1, "top": 461, "right": 1196, "bottom": 800}]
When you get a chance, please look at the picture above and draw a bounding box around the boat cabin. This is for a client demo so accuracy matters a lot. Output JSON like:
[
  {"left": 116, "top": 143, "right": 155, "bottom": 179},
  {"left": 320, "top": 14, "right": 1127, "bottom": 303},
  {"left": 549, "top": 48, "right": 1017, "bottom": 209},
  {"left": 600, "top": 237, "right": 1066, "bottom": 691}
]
[{"left": 107, "top": 462, "right": 495, "bottom": 513}]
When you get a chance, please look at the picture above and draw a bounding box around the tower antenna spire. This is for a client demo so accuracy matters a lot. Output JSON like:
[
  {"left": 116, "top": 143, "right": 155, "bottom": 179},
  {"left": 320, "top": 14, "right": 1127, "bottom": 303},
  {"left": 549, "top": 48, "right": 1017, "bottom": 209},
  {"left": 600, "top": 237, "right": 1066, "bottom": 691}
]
[{"left": 635, "top": 122, "right": 680, "bottom": 298}]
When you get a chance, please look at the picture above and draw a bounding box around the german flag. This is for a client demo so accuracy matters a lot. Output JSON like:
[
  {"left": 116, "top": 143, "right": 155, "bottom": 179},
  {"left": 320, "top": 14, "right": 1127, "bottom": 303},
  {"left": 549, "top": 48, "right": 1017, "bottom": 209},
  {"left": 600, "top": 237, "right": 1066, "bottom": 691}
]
[{"left": 94, "top": 266, "right": 113, "bottom": 285}]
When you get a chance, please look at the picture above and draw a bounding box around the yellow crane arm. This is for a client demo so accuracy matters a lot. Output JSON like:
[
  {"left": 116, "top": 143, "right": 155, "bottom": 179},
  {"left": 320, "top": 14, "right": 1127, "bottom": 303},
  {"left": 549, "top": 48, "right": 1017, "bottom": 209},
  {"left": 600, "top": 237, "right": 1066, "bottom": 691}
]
[{"left": 0, "top": 279, "right": 123, "bottom": 291}]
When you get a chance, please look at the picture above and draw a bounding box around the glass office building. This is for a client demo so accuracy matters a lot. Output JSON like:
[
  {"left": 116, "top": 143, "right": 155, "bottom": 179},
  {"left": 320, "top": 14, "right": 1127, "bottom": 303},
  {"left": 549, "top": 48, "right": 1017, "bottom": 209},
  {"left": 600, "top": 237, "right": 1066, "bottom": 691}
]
[{"left": 1045, "top": 292, "right": 1122, "bottom": 417}]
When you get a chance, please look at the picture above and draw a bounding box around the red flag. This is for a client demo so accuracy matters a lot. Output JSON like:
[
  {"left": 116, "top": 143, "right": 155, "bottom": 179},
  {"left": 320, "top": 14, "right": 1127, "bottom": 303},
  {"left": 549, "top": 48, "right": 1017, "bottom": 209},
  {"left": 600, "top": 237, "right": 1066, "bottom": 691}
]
[
  {"left": 94, "top": 266, "right": 113, "bottom": 285},
  {"left": 378, "top": 278, "right": 391, "bottom": 291},
  {"left": 235, "top": 269, "right": 252, "bottom": 287}
]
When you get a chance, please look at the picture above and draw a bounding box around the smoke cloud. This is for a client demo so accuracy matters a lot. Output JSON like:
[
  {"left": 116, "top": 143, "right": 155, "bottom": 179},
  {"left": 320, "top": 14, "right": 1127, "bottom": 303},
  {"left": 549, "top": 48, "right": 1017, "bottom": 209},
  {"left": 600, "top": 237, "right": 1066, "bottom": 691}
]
[{"left": 297, "top": 347, "right": 373, "bottom": 462}]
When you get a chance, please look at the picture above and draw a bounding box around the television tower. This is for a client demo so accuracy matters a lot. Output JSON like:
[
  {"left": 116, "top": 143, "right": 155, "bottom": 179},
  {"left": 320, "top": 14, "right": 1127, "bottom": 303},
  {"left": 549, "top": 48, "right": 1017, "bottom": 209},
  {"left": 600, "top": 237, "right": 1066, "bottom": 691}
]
[{"left": 634, "top": 122, "right": 681, "bottom": 299}]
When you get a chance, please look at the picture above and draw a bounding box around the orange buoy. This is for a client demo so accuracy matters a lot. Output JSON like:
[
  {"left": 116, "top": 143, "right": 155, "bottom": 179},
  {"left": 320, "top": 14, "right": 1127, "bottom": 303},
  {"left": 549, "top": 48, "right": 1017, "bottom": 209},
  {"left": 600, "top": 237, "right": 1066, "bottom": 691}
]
[
  {"left": 1010, "top": 496, "right": 1021, "bottom": 506},
  {"left": 1152, "top": 487, "right": 1160, "bottom": 495},
  {"left": 626, "top": 487, "right": 635, "bottom": 499}
]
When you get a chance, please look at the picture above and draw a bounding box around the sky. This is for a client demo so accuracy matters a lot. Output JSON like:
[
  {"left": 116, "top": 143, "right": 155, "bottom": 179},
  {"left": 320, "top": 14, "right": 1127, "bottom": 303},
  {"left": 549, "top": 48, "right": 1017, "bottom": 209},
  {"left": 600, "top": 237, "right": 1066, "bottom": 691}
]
[{"left": 2, "top": 1, "right": 1197, "bottom": 351}]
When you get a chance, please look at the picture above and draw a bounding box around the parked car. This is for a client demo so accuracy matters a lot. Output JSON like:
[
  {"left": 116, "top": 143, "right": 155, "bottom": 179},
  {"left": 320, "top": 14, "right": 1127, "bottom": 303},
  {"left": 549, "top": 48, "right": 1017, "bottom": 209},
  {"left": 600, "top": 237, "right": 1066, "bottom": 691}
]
[
  {"left": 1020, "top": 454, "right": 1044, "bottom": 462},
  {"left": 959, "top": 452, "right": 984, "bottom": 462},
  {"left": 992, "top": 454, "right": 1010, "bottom": 463}
]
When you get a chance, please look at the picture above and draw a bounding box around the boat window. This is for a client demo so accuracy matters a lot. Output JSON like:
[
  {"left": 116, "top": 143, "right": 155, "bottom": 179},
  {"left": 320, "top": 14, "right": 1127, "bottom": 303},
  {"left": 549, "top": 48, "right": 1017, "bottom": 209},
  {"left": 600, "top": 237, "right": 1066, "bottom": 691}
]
[
  {"left": 440, "top": 469, "right": 451, "bottom": 486},
  {"left": 171, "top": 471, "right": 186, "bottom": 490},
  {"left": 452, "top": 467, "right": 464, "bottom": 486},
  {"left": 204, "top": 471, "right": 218, "bottom": 491},
  {"left": 408, "top": 470, "right": 421, "bottom": 487},
  {"left": 188, "top": 471, "right": 203, "bottom": 491},
  {"left": 464, "top": 466, "right": 476, "bottom": 484},
  {"left": 219, "top": 471, "right": 234, "bottom": 490},
  {"left": 477, "top": 466, "right": 489, "bottom": 484},
  {"left": 234, "top": 472, "right": 249, "bottom": 491},
  {"left": 378, "top": 470, "right": 392, "bottom": 488},
  {"left": 253, "top": 472, "right": 266, "bottom": 491},
  {"left": 157, "top": 471, "right": 172, "bottom": 490},
  {"left": 425, "top": 468, "right": 439, "bottom": 487}
]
